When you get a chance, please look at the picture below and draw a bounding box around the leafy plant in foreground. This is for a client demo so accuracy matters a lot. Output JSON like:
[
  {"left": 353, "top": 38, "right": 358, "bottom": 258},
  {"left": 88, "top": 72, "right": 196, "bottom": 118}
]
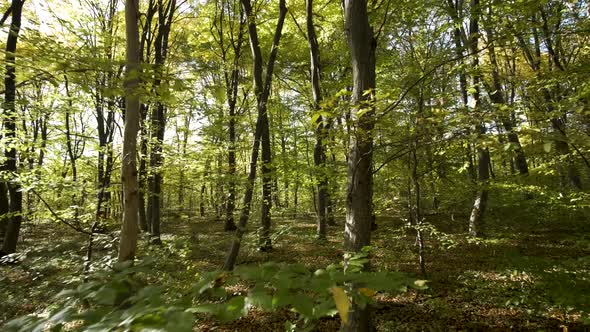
[{"left": 4, "top": 253, "right": 426, "bottom": 332}]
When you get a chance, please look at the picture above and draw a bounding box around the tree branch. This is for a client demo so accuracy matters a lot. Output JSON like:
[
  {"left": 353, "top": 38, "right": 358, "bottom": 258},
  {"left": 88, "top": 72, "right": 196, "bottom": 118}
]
[{"left": 30, "top": 189, "right": 92, "bottom": 235}]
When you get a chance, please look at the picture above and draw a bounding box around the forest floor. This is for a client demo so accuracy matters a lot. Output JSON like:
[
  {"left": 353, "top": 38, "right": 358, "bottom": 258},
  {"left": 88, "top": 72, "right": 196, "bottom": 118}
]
[{"left": 1, "top": 190, "right": 590, "bottom": 331}]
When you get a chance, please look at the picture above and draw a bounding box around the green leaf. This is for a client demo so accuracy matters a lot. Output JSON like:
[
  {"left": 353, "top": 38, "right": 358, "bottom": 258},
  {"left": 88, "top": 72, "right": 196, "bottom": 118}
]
[
  {"left": 218, "top": 296, "right": 247, "bottom": 322},
  {"left": 272, "top": 288, "right": 292, "bottom": 310},
  {"left": 291, "top": 293, "right": 314, "bottom": 317},
  {"left": 247, "top": 286, "right": 273, "bottom": 310}
]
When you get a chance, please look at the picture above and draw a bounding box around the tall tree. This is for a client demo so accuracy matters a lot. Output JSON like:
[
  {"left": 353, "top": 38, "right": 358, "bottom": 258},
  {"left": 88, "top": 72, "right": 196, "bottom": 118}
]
[
  {"left": 147, "top": 0, "right": 177, "bottom": 244},
  {"left": 118, "top": 0, "right": 142, "bottom": 262},
  {"left": 92, "top": 0, "right": 119, "bottom": 221},
  {"left": 138, "top": 0, "right": 157, "bottom": 232},
  {"left": 446, "top": 0, "right": 477, "bottom": 183},
  {"left": 223, "top": 0, "right": 287, "bottom": 270},
  {"left": 342, "top": 0, "right": 376, "bottom": 330},
  {"left": 1, "top": 0, "right": 25, "bottom": 257},
  {"left": 306, "top": 0, "right": 329, "bottom": 239},
  {"left": 210, "top": 0, "right": 246, "bottom": 232},
  {"left": 467, "top": 0, "right": 490, "bottom": 237}
]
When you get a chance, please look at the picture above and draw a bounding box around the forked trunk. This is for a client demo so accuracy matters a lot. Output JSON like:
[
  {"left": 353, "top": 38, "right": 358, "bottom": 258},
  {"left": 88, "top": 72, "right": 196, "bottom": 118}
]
[{"left": 223, "top": 0, "right": 287, "bottom": 270}]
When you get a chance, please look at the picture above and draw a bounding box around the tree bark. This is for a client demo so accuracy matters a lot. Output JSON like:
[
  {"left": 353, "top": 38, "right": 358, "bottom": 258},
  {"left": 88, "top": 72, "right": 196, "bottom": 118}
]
[
  {"left": 307, "top": 0, "right": 328, "bottom": 240},
  {"left": 223, "top": 0, "right": 287, "bottom": 270},
  {"left": 213, "top": 1, "right": 246, "bottom": 232},
  {"left": 138, "top": 104, "right": 149, "bottom": 231},
  {"left": 147, "top": 0, "right": 176, "bottom": 244},
  {"left": 1, "top": 0, "right": 24, "bottom": 257},
  {"left": 0, "top": 182, "right": 9, "bottom": 248},
  {"left": 137, "top": 0, "right": 156, "bottom": 232},
  {"left": 342, "top": 0, "right": 376, "bottom": 330},
  {"left": 467, "top": 0, "right": 490, "bottom": 238},
  {"left": 118, "top": 0, "right": 141, "bottom": 262}
]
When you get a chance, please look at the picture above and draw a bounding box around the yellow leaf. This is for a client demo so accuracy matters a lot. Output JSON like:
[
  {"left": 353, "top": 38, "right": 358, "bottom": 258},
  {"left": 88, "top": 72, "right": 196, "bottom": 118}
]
[
  {"left": 330, "top": 287, "right": 350, "bottom": 325},
  {"left": 414, "top": 280, "right": 428, "bottom": 288},
  {"left": 358, "top": 288, "right": 377, "bottom": 297}
]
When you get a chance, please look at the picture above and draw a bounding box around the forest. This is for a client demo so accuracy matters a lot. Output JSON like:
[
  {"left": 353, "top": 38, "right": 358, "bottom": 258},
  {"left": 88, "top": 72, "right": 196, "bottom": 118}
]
[{"left": 0, "top": 0, "right": 589, "bottom": 330}]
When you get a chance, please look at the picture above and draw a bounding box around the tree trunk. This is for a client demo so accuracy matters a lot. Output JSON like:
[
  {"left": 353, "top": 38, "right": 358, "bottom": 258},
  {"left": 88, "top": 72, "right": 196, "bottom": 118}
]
[
  {"left": 178, "top": 113, "right": 191, "bottom": 207},
  {"left": 211, "top": 1, "right": 245, "bottom": 231},
  {"left": 412, "top": 94, "right": 427, "bottom": 276},
  {"left": 138, "top": 103, "right": 149, "bottom": 231},
  {"left": 147, "top": 0, "right": 176, "bottom": 244},
  {"left": 0, "top": 182, "right": 9, "bottom": 248},
  {"left": 118, "top": 0, "right": 141, "bottom": 263},
  {"left": 226, "top": 108, "right": 238, "bottom": 230},
  {"left": 258, "top": 102, "right": 272, "bottom": 249},
  {"left": 1, "top": 0, "right": 24, "bottom": 257},
  {"left": 342, "top": 0, "right": 376, "bottom": 330},
  {"left": 137, "top": 0, "right": 156, "bottom": 232},
  {"left": 467, "top": 0, "right": 490, "bottom": 238},
  {"left": 200, "top": 182, "right": 206, "bottom": 217},
  {"left": 148, "top": 102, "right": 165, "bottom": 244},
  {"left": 307, "top": 0, "right": 328, "bottom": 240},
  {"left": 223, "top": 0, "right": 287, "bottom": 270},
  {"left": 447, "top": 0, "right": 477, "bottom": 183},
  {"left": 484, "top": 18, "right": 528, "bottom": 175}
]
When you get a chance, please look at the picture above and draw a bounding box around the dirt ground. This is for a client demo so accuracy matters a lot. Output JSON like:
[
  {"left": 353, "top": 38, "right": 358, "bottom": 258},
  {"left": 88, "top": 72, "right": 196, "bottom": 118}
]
[{"left": 1, "top": 201, "right": 589, "bottom": 331}]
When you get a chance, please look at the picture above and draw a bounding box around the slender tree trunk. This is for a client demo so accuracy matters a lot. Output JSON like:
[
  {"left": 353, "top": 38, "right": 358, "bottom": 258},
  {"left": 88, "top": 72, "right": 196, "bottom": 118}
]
[
  {"left": 281, "top": 130, "right": 289, "bottom": 209},
  {"left": 293, "top": 130, "right": 299, "bottom": 217},
  {"left": 200, "top": 182, "right": 206, "bottom": 217},
  {"left": 413, "top": 94, "right": 427, "bottom": 276},
  {"left": 93, "top": 1, "right": 118, "bottom": 221},
  {"left": 63, "top": 75, "right": 82, "bottom": 224},
  {"left": 468, "top": 0, "right": 490, "bottom": 238},
  {"left": 342, "top": 0, "right": 376, "bottom": 330},
  {"left": 148, "top": 102, "right": 165, "bottom": 244},
  {"left": 307, "top": 0, "right": 328, "bottom": 239},
  {"left": 118, "top": 0, "right": 141, "bottom": 263},
  {"left": 137, "top": 0, "right": 155, "bottom": 232},
  {"left": 64, "top": 76, "right": 78, "bottom": 182},
  {"left": 138, "top": 104, "right": 149, "bottom": 231},
  {"left": 1, "top": 0, "right": 24, "bottom": 257},
  {"left": 226, "top": 108, "right": 238, "bottom": 230},
  {"left": 147, "top": 0, "right": 176, "bottom": 244},
  {"left": 223, "top": 0, "right": 287, "bottom": 270},
  {"left": 211, "top": 1, "right": 245, "bottom": 231},
  {"left": 259, "top": 96, "right": 273, "bottom": 250},
  {"left": 178, "top": 114, "right": 190, "bottom": 207},
  {"left": 447, "top": 0, "right": 477, "bottom": 183},
  {"left": 0, "top": 182, "right": 9, "bottom": 248},
  {"left": 484, "top": 18, "right": 528, "bottom": 175}
]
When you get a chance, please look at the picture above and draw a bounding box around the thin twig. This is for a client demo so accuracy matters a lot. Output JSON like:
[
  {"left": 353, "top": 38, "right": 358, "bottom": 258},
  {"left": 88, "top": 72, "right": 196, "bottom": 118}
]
[{"left": 30, "top": 189, "right": 92, "bottom": 235}]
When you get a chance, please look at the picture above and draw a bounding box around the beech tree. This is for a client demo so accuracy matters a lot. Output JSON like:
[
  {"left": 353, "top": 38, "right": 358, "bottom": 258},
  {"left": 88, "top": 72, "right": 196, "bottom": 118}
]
[
  {"left": 306, "top": 0, "right": 330, "bottom": 239},
  {"left": 118, "top": 0, "right": 141, "bottom": 262},
  {"left": 1, "top": 0, "right": 25, "bottom": 257},
  {"left": 342, "top": 0, "right": 376, "bottom": 330}
]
